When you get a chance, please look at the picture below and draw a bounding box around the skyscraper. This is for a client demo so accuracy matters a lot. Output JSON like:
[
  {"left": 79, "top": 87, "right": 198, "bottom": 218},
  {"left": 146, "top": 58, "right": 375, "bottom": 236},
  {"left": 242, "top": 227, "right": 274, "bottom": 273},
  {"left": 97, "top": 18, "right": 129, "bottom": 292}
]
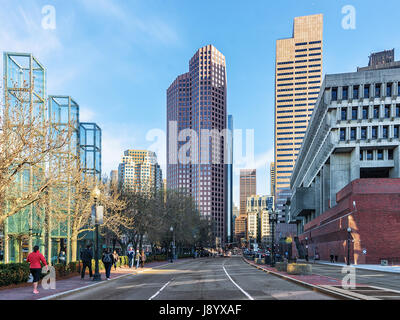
[
  {"left": 270, "top": 162, "right": 275, "bottom": 197},
  {"left": 118, "top": 149, "right": 162, "bottom": 193},
  {"left": 239, "top": 169, "right": 256, "bottom": 216},
  {"left": 167, "top": 44, "right": 228, "bottom": 244},
  {"left": 274, "top": 14, "right": 323, "bottom": 222}
]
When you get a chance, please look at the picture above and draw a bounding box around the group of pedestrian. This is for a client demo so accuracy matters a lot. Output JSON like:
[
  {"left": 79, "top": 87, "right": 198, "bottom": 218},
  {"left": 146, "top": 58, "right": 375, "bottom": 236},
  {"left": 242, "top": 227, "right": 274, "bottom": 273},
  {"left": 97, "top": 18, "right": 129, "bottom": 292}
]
[
  {"left": 127, "top": 249, "right": 146, "bottom": 268},
  {"left": 25, "top": 244, "right": 147, "bottom": 294}
]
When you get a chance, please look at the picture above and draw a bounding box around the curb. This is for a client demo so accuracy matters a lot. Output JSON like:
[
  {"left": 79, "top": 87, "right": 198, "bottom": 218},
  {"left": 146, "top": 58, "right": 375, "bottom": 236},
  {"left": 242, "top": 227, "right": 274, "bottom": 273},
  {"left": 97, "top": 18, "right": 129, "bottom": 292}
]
[{"left": 242, "top": 257, "right": 360, "bottom": 300}]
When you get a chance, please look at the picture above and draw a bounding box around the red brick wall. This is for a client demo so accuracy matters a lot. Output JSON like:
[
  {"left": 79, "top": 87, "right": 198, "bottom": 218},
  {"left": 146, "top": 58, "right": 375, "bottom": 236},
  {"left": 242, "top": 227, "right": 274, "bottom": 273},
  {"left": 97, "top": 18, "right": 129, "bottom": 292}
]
[{"left": 299, "top": 179, "right": 400, "bottom": 264}]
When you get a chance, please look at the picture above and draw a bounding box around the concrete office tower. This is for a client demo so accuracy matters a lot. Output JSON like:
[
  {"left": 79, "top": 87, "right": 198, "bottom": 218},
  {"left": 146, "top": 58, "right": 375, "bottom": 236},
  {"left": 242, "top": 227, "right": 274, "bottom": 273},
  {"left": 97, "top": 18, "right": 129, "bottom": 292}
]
[
  {"left": 274, "top": 14, "right": 323, "bottom": 223},
  {"left": 246, "top": 195, "right": 274, "bottom": 243},
  {"left": 110, "top": 170, "right": 118, "bottom": 185},
  {"left": 239, "top": 169, "right": 257, "bottom": 215},
  {"left": 167, "top": 44, "right": 228, "bottom": 244},
  {"left": 288, "top": 50, "right": 400, "bottom": 264},
  {"left": 270, "top": 162, "right": 276, "bottom": 197},
  {"left": 118, "top": 150, "right": 162, "bottom": 193}
]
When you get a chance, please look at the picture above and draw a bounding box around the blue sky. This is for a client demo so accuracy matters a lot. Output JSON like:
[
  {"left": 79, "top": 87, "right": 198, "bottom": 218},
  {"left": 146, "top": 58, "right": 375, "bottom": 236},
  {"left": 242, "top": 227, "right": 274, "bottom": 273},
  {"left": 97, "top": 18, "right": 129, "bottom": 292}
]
[{"left": 1, "top": 0, "right": 400, "bottom": 206}]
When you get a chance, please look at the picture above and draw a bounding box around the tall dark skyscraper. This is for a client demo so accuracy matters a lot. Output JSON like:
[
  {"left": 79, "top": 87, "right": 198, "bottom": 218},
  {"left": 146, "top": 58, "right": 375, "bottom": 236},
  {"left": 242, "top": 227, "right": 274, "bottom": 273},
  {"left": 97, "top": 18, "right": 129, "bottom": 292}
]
[{"left": 167, "top": 44, "right": 228, "bottom": 244}]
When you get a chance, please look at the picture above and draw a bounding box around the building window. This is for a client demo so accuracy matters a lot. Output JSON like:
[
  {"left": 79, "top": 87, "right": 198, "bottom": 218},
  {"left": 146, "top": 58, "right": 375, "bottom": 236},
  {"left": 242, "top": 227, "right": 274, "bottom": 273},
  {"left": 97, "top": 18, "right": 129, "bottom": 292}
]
[
  {"left": 367, "top": 150, "right": 373, "bottom": 160},
  {"left": 377, "top": 149, "right": 383, "bottom": 160},
  {"left": 372, "top": 126, "right": 378, "bottom": 139},
  {"left": 383, "top": 126, "right": 388, "bottom": 139},
  {"left": 350, "top": 128, "right": 356, "bottom": 140},
  {"left": 332, "top": 88, "right": 338, "bottom": 101},
  {"left": 385, "top": 105, "right": 391, "bottom": 118},
  {"left": 388, "top": 149, "right": 394, "bottom": 160},
  {"left": 341, "top": 108, "right": 347, "bottom": 120},
  {"left": 352, "top": 108, "right": 358, "bottom": 120},
  {"left": 373, "top": 106, "right": 379, "bottom": 119},
  {"left": 343, "top": 87, "right": 348, "bottom": 100},
  {"left": 387, "top": 83, "right": 392, "bottom": 97},
  {"left": 396, "top": 105, "right": 400, "bottom": 117},
  {"left": 362, "top": 107, "right": 368, "bottom": 119},
  {"left": 375, "top": 84, "right": 381, "bottom": 98},
  {"left": 395, "top": 126, "right": 399, "bottom": 139},
  {"left": 353, "top": 86, "right": 359, "bottom": 99},
  {"left": 364, "top": 85, "right": 370, "bottom": 98},
  {"left": 361, "top": 127, "right": 367, "bottom": 140},
  {"left": 340, "top": 128, "right": 346, "bottom": 141},
  {"left": 360, "top": 152, "right": 363, "bottom": 161}
]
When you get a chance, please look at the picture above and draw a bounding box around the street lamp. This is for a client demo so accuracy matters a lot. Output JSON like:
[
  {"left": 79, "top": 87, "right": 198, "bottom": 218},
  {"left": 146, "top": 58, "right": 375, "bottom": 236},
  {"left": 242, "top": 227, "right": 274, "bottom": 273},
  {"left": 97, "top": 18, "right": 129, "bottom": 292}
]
[
  {"left": 269, "top": 211, "right": 278, "bottom": 267},
  {"left": 347, "top": 227, "right": 352, "bottom": 266},
  {"left": 305, "top": 236, "right": 309, "bottom": 262},
  {"left": 92, "top": 185, "right": 101, "bottom": 281},
  {"left": 170, "top": 226, "right": 175, "bottom": 262}
]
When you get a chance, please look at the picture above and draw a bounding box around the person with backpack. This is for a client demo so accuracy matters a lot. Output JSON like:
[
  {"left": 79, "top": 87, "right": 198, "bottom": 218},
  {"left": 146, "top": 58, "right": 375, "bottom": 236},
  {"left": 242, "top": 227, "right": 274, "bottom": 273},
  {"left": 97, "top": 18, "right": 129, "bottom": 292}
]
[
  {"left": 102, "top": 248, "right": 114, "bottom": 280},
  {"left": 80, "top": 245, "right": 93, "bottom": 279},
  {"left": 27, "top": 245, "right": 48, "bottom": 294}
]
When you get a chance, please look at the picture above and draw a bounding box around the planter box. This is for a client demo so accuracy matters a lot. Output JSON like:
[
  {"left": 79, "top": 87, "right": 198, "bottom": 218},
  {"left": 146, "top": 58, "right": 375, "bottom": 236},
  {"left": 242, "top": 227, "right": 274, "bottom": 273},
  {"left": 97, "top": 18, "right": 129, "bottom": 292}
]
[
  {"left": 287, "top": 263, "right": 312, "bottom": 275},
  {"left": 276, "top": 262, "right": 288, "bottom": 272}
]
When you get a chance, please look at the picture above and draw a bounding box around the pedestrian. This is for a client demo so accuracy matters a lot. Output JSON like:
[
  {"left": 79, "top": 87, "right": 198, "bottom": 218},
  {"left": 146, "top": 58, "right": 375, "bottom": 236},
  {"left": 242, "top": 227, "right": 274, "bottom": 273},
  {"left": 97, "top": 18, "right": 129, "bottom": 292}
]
[
  {"left": 58, "top": 251, "right": 66, "bottom": 266},
  {"left": 102, "top": 248, "right": 114, "bottom": 280},
  {"left": 140, "top": 250, "right": 146, "bottom": 268},
  {"left": 80, "top": 245, "right": 93, "bottom": 279},
  {"left": 135, "top": 249, "right": 140, "bottom": 269},
  {"left": 112, "top": 250, "right": 119, "bottom": 270},
  {"left": 128, "top": 249, "right": 134, "bottom": 268},
  {"left": 27, "top": 245, "right": 48, "bottom": 294},
  {"left": 330, "top": 253, "right": 334, "bottom": 263}
]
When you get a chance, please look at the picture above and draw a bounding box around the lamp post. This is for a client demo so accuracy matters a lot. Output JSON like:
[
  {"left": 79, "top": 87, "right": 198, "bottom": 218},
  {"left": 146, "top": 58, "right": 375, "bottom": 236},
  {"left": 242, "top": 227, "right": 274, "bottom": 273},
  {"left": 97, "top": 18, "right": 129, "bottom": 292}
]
[
  {"left": 347, "top": 227, "right": 352, "bottom": 266},
  {"left": 170, "top": 226, "right": 175, "bottom": 262},
  {"left": 305, "top": 236, "right": 309, "bottom": 262},
  {"left": 269, "top": 211, "right": 277, "bottom": 267},
  {"left": 92, "top": 186, "right": 101, "bottom": 281}
]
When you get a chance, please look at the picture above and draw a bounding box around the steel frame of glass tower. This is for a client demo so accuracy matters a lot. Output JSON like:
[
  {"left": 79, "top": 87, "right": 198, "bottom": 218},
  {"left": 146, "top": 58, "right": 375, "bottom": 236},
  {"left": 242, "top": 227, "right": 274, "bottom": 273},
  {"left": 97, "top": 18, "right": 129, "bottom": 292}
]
[
  {"left": 79, "top": 123, "right": 102, "bottom": 181},
  {"left": 2, "top": 52, "right": 46, "bottom": 262}
]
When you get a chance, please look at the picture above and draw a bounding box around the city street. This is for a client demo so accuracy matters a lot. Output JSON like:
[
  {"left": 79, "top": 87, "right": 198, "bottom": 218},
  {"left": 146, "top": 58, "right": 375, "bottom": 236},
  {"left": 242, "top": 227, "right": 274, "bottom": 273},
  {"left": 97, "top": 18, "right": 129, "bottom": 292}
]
[{"left": 53, "top": 257, "right": 335, "bottom": 300}]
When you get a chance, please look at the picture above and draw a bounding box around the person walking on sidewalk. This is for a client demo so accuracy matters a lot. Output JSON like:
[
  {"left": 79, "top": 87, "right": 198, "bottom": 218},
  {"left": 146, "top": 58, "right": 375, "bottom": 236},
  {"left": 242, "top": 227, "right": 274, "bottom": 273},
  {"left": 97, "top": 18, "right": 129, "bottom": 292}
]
[
  {"left": 128, "top": 250, "right": 134, "bottom": 268},
  {"left": 112, "top": 250, "right": 119, "bottom": 270},
  {"left": 80, "top": 245, "right": 93, "bottom": 279},
  {"left": 27, "top": 245, "right": 48, "bottom": 294},
  {"left": 102, "top": 249, "right": 114, "bottom": 280},
  {"left": 135, "top": 249, "right": 140, "bottom": 269},
  {"left": 140, "top": 250, "right": 146, "bottom": 268}
]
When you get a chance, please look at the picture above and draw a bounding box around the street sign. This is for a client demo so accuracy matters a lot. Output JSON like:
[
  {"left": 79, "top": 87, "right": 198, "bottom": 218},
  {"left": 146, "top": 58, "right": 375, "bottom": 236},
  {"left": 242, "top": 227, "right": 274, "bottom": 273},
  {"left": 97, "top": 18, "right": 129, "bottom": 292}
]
[
  {"left": 362, "top": 249, "right": 367, "bottom": 255},
  {"left": 91, "top": 205, "right": 96, "bottom": 225}
]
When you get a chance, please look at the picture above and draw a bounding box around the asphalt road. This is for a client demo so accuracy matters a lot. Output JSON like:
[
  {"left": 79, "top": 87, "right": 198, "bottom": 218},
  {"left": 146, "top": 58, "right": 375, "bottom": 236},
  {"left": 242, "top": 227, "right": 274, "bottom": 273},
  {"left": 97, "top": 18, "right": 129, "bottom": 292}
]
[{"left": 56, "top": 257, "right": 335, "bottom": 300}]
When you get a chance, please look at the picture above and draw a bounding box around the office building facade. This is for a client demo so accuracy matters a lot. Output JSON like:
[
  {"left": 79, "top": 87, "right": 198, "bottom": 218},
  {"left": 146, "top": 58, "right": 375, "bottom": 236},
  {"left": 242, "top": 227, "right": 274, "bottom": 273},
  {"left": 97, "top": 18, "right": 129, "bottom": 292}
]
[
  {"left": 274, "top": 14, "right": 323, "bottom": 223},
  {"left": 118, "top": 149, "right": 162, "bottom": 193},
  {"left": 166, "top": 45, "right": 228, "bottom": 244}
]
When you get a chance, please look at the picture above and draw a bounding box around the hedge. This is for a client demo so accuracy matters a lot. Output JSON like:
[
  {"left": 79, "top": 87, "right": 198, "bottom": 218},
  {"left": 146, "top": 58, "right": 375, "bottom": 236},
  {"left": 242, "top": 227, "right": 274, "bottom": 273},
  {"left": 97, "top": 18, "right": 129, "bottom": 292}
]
[{"left": 0, "top": 263, "right": 31, "bottom": 286}]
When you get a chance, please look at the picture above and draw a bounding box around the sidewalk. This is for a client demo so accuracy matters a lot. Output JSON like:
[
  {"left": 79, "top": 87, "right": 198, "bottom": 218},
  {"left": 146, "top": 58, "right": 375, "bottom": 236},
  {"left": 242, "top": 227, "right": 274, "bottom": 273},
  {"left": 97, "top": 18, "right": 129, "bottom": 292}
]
[
  {"left": 0, "top": 261, "right": 170, "bottom": 300},
  {"left": 305, "top": 259, "right": 400, "bottom": 274}
]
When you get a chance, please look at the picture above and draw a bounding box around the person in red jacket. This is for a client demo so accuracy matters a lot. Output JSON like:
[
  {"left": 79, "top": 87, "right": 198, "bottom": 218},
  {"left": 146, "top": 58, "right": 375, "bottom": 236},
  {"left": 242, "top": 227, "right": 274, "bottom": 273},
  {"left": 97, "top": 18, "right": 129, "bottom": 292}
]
[{"left": 27, "top": 245, "right": 48, "bottom": 294}]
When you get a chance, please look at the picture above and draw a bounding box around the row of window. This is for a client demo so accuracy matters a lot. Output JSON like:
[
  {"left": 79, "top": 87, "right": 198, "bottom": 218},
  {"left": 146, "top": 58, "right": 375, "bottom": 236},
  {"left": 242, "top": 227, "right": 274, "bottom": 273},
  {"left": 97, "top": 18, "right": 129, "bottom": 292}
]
[
  {"left": 331, "top": 83, "right": 400, "bottom": 101},
  {"left": 340, "top": 104, "right": 400, "bottom": 121},
  {"left": 359, "top": 149, "right": 394, "bottom": 161},
  {"left": 339, "top": 125, "right": 400, "bottom": 141}
]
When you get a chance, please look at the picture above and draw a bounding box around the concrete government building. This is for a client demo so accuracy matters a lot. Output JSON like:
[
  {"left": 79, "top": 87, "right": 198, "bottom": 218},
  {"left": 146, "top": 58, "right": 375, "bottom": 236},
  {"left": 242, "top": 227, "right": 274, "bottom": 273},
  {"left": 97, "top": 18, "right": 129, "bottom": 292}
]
[{"left": 288, "top": 50, "right": 400, "bottom": 265}]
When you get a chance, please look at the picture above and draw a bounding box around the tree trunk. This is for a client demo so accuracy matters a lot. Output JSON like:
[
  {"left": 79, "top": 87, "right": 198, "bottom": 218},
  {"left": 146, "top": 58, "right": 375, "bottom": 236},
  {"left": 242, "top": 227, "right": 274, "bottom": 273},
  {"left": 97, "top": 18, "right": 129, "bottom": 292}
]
[{"left": 71, "top": 229, "right": 78, "bottom": 262}]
